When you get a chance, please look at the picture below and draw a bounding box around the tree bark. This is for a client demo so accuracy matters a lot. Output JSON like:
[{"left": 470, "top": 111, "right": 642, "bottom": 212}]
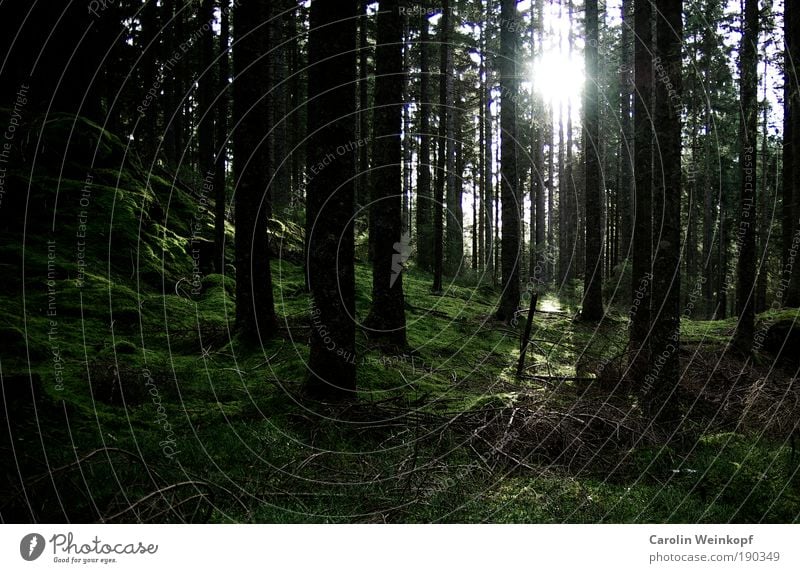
[
  {"left": 495, "top": 0, "right": 521, "bottom": 322},
  {"left": 785, "top": 0, "right": 800, "bottom": 307},
  {"left": 365, "top": 0, "right": 407, "bottom": 349},
  {"left": 358, "top": 0, "right": 371, "bottom": 210},
  {"left": 581, "top": 0, "right": 604, "bottom": 321},
  {"left": 647, "top": 0, "right": 683, "bottom": 423},
  {"left": 416, "top": 14, "right": 434, "bottom": 272},
  {"left": 733, "top": 0, "right": 759, "bottom": 351},
  {"left": 433, "top": 0, "right": 452, "bottom": 292},
  {"left": 233, "top": 0, "right": 277, "bottom": 339},
  {"left": 446, "top": 94, "right": 464, "bottom": 275},
  {"left": 214, "top": 0, "right": 231, "bottom": 273},
  {"left": 533, "top": 0, "right": 546, "bottom": 285},
  {"left": 629, "top": 0, "right": 654, "bottom": 378},
  {"left": 270, "top": 0, "right": 291, "bottom": 211},
  {"left": 305, "top": 0, "right": 359, "bottom": 398},
  {"left": 198, "top": 0, "right": 216, "bottom": 184},
  {"left": 484, "top": 5, "right": 495, "bottom": 279}
]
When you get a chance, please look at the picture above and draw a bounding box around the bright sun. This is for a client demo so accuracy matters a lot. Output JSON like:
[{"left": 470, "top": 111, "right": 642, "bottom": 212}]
[
  {"left": 530, "top": 50, "right": 584, "bottom": 108},
  {"left": 521, "top": 0, "right": 585, "bottom": 110}
]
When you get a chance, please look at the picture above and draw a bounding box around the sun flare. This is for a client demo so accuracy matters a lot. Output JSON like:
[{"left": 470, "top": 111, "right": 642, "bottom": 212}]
[{"left": 530, "top": 50, "right": 584, "bottom": 108}]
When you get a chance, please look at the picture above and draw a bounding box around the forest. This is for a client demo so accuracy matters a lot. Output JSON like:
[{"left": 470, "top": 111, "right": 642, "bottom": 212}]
[{"left": 1, "top": 0, "right": 800, "bottom": 524}]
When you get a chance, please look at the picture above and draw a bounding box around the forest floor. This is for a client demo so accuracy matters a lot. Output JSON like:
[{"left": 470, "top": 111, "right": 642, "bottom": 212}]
[
  {"left": 3, "top": 116, "right": 800, "bottom": 523},
  {"left": 5, "top": 252, "right": 800, "bottom": 523}
]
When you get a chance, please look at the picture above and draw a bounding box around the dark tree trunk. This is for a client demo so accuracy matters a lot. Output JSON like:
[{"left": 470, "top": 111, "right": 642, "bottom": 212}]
[
  {"left": 558, "top": 102, "right": 567, "bottom": 285},
  {"left": 484, "top": 5, "right": 495, "bottom": 279},
  {"left": 718, "top": 162, "right": 730, "bottom": 318},
  {"left": 233, "top": 0, "right": 277, "bottom": 339},
  {"left": 365, "top": 0, "right": 407, "bottom": 349},
  {"left": 733, "top": 0, "right": 759, "bottom": 351},
  {"left": 495, "top": 117, "right": 501, "bottom": 281},
  {"left": 785, "top": 0, "right": 800, "bottom": 307},
  {"left": 581, "top": 0, "right": 603, "bottom": 321},
  {"left": 686, "top": 98, "right": 699, "bottom": 309},
  {"left": 702, "top": 110, "right": 716, "bottom": 318},
  {"left": 305, "top": 0, "right": 358, "bottom": 398},
  {"left": 166, "top": 2, "right": 188, "bottom": 167},
  {"left": 287, "top": 1, "right": 303, "bottom": 200},
  {"left": 566, "top": 1, "right": 579, "bottom": 283},
  {"left": 140, "top": 0, "right": 161, "bottom": 159},
  {"left": 473, "top": 163, "right": 479, "bottom": 270},
  {"left": 619, "top": 0, "right": 634, "bottom": 266},
  {"left": 214, "top": 0, "right": 231, "bottom": 273},
  {"left": 478, "top": 44, "right": 486, "bottom": 273},
  {"left": 647, "top": 0, "right": 683, "bottom": 423},
  {"left": 446, "top": 96, "right": 464, "bottom": 275},
  {"left": 403, "top": 38, "right": 413, "bottom": 237},
  {"left": 198, "top": 0, "right": 216, "bottom": 183},
  {"left": 270, "top": 0, "right": 291, "bottom": 211},
  {"left": 532, "top": 0, "right": 546, "bottom": 285},
  {"left": 547, "top": 101, "right": 555, "bottom": 284},
  {"left": 416, "top": 14, "right": 434, "bottom": 272},
  {"left": 433, "top": 0, "right": 452, "bottom": 292},
  {"left": 358, "top": 0, "right": 372, "bottom": 209},
  {"left": 629, "top": 0, "right": 654, "bottom": 378},
  {"left": 495, "top": 0, "right": 521, "bottom": 322},
  {"left": 756, "top": 58, "right": 770, "bottom": 313}
]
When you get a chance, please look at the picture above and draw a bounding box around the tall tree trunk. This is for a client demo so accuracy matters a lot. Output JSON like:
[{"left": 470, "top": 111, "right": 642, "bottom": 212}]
[
  {"left": 702, "top": 107, "right": 716, "bottom": 318},
  {"left": 532, "top": 0, "right": 546, "bottom": 285},
  {"left": 365, "top": 2, "right": 378, "bottom": 263},
  {"left": 433, "top": 0, "right": 452, "bottom": 292},
  {"left": 718, "top": 161, "right": 729, "bottom": 318},
  {"left": 198, "top": 0, "right": 216, "bottom": 183},
  {"left": 629, "top": 0, "right": 654, "bottom": 378},
  {"left": 785, "top": 0, "right": 800, "bottom": 307},
  {"left": 168, "top": 2, "right": 187, "bottom": 167},
  {"left": 403, "top": 28, "right": 413, "bottom": 235},
  {"left": 496, "top": 0, "right": 521, "bottom": 322},
  {"left": 305, "top": 0, "right": 358, "bottom": 398},
  {"left": 558, "top": 100, "right": 567, "bottom": 285},
  {"left": 686, "top": 91, "right": 699, "bottom": 309},
  {"left": 733, "top": 0, "right": 759, "bottom": 351},
  {"left": 140, "top": 0, "right": 161, "bottom": 160},
  {"left": 484, "top": 6, "right": 495, "bottom": 280},
  {"left": 446, "top": 93, "right": 464, "bottom": 275},
  {"left": 233, "top": 0, "right": 277, "bottom": 338},
  {"left": 581, "top": 0, "right": 603, "bottom": 321},
  {"left": 416, "top": 13, "right": 434, "bottom": 272},
  {"left": 756, "top": 56, "right": 770, "bottom": 313},
  {"left": 479, "top": 27, "right": 486, "bottom": 273},
  {"left": 566, "top": 1, "right": 579, "bottom": 283},
  {"left": 473, "top": 163, "right": 479, "bottom": 270},
  {"left": 547, "top": 102, "right": 555, "bottom": 284},
  {"left": 270, "top": 1, "right": 291, "bottom": 210},
  {"left": 495, "top": 116, "right": 502, "bottom": 281},
  {"left": 358, "top": 0, "right": 371, "bottom": 210},
  {"left": 647, "top": 0, "right": 683, "bottom": 423},
  {"left": 365, "top": 0, "right": 407, "bottom": 349},
  {"left": 286, "top": 0, "right": 301, "bottom": 202},
  {"left": 214, "top": 1, "right": 231, "bottom": 273}
]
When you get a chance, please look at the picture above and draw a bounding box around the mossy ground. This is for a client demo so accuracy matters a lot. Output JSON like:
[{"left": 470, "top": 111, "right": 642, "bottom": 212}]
[{"left": 2, "top": 118, "right": 800, "bottom": 523}]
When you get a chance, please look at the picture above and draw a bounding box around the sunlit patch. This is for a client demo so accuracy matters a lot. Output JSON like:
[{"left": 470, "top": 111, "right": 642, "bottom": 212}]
[{"left": 539, "top": 297, "right": 562, "bottom": 313}]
